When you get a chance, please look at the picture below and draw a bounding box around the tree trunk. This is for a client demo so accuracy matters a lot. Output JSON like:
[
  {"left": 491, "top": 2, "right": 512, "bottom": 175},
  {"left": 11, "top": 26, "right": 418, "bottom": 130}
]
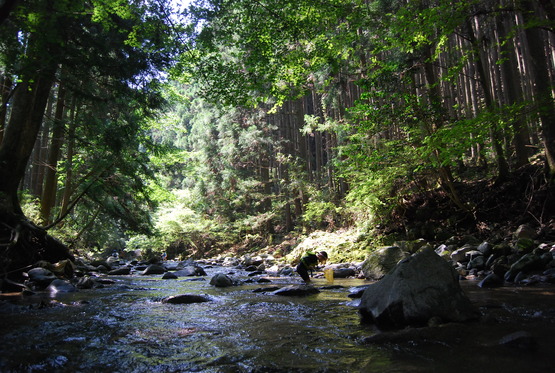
[
  {"left": 40, "top": 82, "right": 66, "bottom": 224},
  {"left": 60, "top": 95, "right": 77, "bottom": 217},
  {"left": 0, "top": 74, "right": 12, "bottom": 145},
  {"left": 522, "top": 0, "right": 555, "bottom": 176},
  {"left": 467, "top": 17, "right": 511, "bottom": 182},
  {"left": 0, "top": 35, "right": 72, "bottom": 287}
]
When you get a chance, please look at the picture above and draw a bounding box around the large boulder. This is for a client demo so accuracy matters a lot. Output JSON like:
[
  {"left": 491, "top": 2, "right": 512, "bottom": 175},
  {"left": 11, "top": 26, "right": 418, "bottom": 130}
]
[
  {"left": 359, "top": 247, "right": 480, "bottom": 329},
  {"left": 360, "top": 246, "right": 409, "bottom": 280}
]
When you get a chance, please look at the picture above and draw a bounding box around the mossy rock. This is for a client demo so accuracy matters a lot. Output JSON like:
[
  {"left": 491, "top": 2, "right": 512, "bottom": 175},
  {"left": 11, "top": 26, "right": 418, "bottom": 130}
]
[{"left": 361, "top": 246, "right": 410, "bottom": 280}]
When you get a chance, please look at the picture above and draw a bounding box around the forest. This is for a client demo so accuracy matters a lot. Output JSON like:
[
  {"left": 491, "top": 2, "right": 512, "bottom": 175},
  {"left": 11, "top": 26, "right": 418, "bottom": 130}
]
[{"left": 0, "top": 0, "right": 554, "bottom": 278}]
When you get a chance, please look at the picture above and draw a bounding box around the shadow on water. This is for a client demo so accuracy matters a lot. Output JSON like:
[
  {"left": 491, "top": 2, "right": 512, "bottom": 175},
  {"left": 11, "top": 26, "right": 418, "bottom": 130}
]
[{"left": 1, "top": 266, "right": 555, "bottom": 373}]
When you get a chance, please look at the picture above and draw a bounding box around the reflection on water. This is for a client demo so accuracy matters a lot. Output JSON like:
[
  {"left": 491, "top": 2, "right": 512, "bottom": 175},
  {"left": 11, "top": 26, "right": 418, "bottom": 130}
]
[{"left": 1, "top": 267, "right": 554, "bottom": 372}]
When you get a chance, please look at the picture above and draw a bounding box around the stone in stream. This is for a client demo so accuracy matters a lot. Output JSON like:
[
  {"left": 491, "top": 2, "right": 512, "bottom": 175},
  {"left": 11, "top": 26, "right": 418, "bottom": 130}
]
[
  {"left": 141, "top": 264, "right": 166, "bottom": 275},
  {"left": 272, "top": 285, "right": 320, "bottom": 296},
  {"left": 162, "top": 272, "right": 178, "bottom": 279},
  {"left": 359, "top": 247, "right": 480, "bottom": 329},
  {"left": 252, "top": 286, "right": 281, "bottom": 293},
  {"left": 75, "top": 276, "right": 95, "bottom": 289},
  {"left": 498, "top": 330, "right": 537, "bottom": 351},
  {"left": 332, "top": 268, "right": 356, "bottom": 278},
  {"left": 209, "top": 273, "right": 235, "bottom": 287},
  {"left": 46, "top": 279, "right": 77, "bottom": 294},
  {"left": 478, "top": 273, "right": 504, "bottom": 288},
  {"left": 27, "top": 267, "right": 56, "bottom": 286},
  {"left": 174, "top": 266, "right": 207, "bottom": 277},
  {"left": 360, "top": 245, "right": 409, "bottom": 280},
  {"left": 108, "top": 267, "right": 131, "bottom": 275},
  {"left": 162, "top": 294, "right": 211, "bottom": 304}
]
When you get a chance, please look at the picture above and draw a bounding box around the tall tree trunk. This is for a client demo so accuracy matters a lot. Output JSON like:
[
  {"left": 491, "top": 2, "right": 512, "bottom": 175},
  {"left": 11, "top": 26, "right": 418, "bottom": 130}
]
[
  {"left": 521, "top": 0, "right": 555, "bottom": 176},
  {"left": 500, "top": 15, "right": 531, "bottom": 168},
  {"left": 60, "top": 95, "right": 77, "bottom": 217},
  {"left": 0, "top": 74, "right": 56, "bottom": 217},
  {"left": 0, "top": 74, "right": 12, "bottom": 145},
  {"left": 0, "top": 31, "right": 72, "bottom": 287},
  {"left": 40, "top": 82, "right": 66, "bottom": 224},
  {"left": 467, "top": 17, "right": 510, "bottom": 182}
]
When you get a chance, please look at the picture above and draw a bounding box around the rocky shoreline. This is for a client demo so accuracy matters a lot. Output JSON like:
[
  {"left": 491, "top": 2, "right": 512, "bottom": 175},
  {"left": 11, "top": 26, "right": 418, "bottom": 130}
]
[{"left": 4, "top": 222, "right": 555, "bottom": 298}]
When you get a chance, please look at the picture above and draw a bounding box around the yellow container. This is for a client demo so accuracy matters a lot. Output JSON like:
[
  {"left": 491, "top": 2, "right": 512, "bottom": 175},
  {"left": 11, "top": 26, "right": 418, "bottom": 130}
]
[{"left": 324, "top": 268, "right": 334, "bottom": 283}]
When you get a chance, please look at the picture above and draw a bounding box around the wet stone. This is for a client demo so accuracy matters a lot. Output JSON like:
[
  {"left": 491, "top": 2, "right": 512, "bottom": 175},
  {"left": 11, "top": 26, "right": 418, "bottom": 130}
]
[
  {"left": 209, "top": 273, "right": 235, "bottom": 287},
  {"left": 162, "top": 294, "right": 211, "bottom": 304},
  {"left": 27, "top": 268, "right": 56, "bottom": 285},
  {"left": 252, "top": 286, "right": 281, "bottom": 293},
  {"left": 47, "top": 279, "right": 77, "bottom": 294},
  {"left": 142, "top": 264, "right": 166, "bottom": 275},
  {"left": 272, "top": 285, "right": 320, "bottom": 296},
  {"left": 108, "top": 267, "right": 131, "bottom": 275},
  {"left": 162, "top": 272, "right": 178, "bottom": 279},
  {"left": 498, "top": 330, "right": 537, "bottom": 351}
]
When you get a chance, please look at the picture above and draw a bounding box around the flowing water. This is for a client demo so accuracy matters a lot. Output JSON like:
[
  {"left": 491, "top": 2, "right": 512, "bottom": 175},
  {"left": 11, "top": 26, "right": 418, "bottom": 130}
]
[{"left": 1, "top": 264, "right": 555, "bottom": 373}]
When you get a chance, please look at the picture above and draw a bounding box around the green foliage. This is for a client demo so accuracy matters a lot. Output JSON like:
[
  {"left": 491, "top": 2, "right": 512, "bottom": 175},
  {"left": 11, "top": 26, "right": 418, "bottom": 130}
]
[
  {"left": 303, "top": 200, "right": 340, "bottom": 229},
  {"left": 19, "top": 192, "right": 41, "bottom": 223}
]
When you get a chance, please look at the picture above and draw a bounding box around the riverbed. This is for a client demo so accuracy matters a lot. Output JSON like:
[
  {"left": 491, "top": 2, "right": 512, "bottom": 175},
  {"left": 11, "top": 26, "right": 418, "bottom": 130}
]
[{"left": 1, "top": 264, "right": 554, "bottom": 372}]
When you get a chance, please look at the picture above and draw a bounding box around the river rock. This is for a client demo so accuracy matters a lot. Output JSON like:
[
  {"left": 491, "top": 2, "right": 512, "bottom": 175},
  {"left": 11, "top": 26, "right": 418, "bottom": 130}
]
[
  {"left": 209, "top": 273, "right": 235, "bottom": 287},
  {"left": 162, "top": 294, "right": 211, "bottom": 304},
  {"left": 477, "top": 241, "right": 493, "bottom": 257},
  {"left": 359, "top": 247, "right": 480, "bottom": 329},
  {"left": 514, "top": 224, "right": 536, "bottom": 240},
  {"left": 76, "top": 276, "right": 95, "bottom": 289},
  {"left": 174, "top": 265, "right": 207, "bottom": 277},
  {"left": 478, "top": 273, "right": 504, "bottom": 288},
  {"left": 162, "top": 272, "right": 178, "bottom": 279},
  {"left": 450, "top": 244, "right": 475, "bottom": 263},
  {"left": 142, "top": 264, "right": 166, "bottom": 275},
  {"left": 108, "top": 267, "right": 131, "bottom": 275},
  {"left": 272, "top": 285, "right": 320, "bottom": 296},
  {"left": 333, "top": 267, "right": 356, "bottom": 278},
  {"left": 360, "top": 246, "right": 409, "bottom": 280},
  {"left": 505, "top": 253, "right": 544, "bottom": 282},
  {"left": 253, "top": 286, "right": 281, "bottom": 293},
  {"left": 27, "top": 268, "right": 56, "bottom": 286},
  {"left": 498, "top": 330, "right": 537, "bottom": 351},
  {"left": 47, "top": 279, "right": 77, "bottom": 293},
  {"left": 348, "top": 285, "right": 369, "bottom": 299}
]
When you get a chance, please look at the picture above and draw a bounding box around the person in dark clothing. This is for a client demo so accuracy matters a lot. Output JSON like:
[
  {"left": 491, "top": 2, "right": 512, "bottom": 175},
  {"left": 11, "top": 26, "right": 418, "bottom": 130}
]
[{"left": 296, "top": 251, "right": 328, "bottom": 283}]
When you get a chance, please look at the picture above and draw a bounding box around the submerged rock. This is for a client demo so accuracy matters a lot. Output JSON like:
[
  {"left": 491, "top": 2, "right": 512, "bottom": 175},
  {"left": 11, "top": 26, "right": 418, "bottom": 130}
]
[
  {"left": 108, "top": 267, "right": 131, "bottom": 275},
  {"left": 162, "top": 294, "right": 211, "bottom": 304},
  {"left": 359, "top": 247, "right": 480, "bottom": 329},
  {"left": 272, "top": 285, "right": 320, "bottom": 296},
  {"left": 498, "top": 330, "right": 537, "bottom": 351},
  {"left": 252, "top": 286, "right": 281, "bottom": 293},
  {"left": 108, "top": 267, "right": 131, "bottom": 276}
]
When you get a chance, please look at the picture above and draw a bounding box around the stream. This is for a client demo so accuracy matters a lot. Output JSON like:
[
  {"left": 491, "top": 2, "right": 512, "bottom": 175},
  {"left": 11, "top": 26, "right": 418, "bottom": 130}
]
[{"left": 1, "top": 264, "right": 555, "bottom": 372}]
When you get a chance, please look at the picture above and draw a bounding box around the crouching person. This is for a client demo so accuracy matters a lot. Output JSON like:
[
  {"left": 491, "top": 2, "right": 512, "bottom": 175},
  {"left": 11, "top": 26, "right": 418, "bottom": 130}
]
[{"left": 296, "top": 251, "right": 328, "bottom": 283}]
